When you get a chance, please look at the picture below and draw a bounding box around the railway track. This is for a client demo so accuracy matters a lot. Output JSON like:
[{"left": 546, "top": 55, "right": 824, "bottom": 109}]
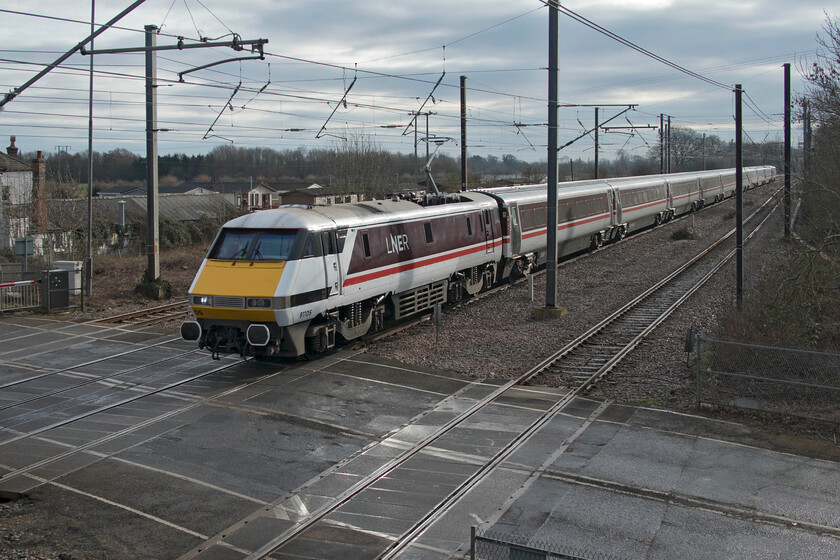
[
  {"left": 91, "top": 300, "right": 190, "bottom": 325},
  {"left": 0, "top": 341, "right": 261, "bottom": 497},
  {"left": 183, "top": 189, "right": 782, "bottom": 559}
]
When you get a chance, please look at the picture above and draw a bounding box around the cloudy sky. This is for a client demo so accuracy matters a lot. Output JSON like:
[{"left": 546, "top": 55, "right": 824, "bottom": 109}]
[{"left": 0, "top": 0, "right": 831, "bottom": 163}]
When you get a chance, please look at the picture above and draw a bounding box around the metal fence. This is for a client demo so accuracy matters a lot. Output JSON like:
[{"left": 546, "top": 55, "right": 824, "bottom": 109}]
[
  {"left": 470, "top": 527, "right": 627, "bottom": 560},
  {"left": 0, "top": 279, "right": 41, "bottom": 313},
  {"left": 696, "top": 337, "right": 840, "bottom": 424}
]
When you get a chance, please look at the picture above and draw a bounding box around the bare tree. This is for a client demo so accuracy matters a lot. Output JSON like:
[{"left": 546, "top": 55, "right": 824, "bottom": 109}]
[
  {"left": 798, "top": 13, "right": 840, "bottom": 260},
  {"left": 326, "top": 131, "right": 396, "bottom": 199}
]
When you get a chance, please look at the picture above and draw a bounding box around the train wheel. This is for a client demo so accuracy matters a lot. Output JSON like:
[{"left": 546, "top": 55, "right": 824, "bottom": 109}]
[
  {"left": 616, "top": 225, "right": 626, "bottom": 240},
  {"left": 654, "top": 214, "right": 662, "bottom": 227},
  {"left": 304, "top": 332, "right": 325, "bottom": 360},
  {"left": 590, "top": 233, "right": 604, "bottom": 251}
]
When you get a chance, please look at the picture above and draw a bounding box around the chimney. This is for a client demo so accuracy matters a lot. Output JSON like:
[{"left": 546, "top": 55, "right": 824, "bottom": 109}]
[
  {"left": 7, "top": 136, "right": 19, "bottom": 157},
  {"left": 32, "top": 151, "right": 47, "bottom": 232}
]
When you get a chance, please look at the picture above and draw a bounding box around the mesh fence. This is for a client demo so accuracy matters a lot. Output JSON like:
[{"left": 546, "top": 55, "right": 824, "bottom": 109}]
[
  {"left": 695, "top": 337, "right": 840, "bottom": 423},
  {"left": 470, "top": 528, "right": 628, "bottom": 560}
]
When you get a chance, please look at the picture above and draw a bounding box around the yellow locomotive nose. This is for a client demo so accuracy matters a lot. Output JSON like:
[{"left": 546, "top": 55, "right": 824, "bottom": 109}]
[{"left": 189, "top": 260, "right": 285, "bottom": 321}]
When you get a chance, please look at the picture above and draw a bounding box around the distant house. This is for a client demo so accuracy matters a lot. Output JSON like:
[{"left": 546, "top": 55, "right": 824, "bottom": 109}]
[
  {"left": 0, "top": 152, "right": 31, "bottom": 205},
  {"left": 177, "top": 180, "right": 280, "bottom": 211},
  {"left": 49, "top": 193, "right": 238, "bottom": 254},
  {"left": 97, "top": 185, "right": 147, "bottom": 198},
  {"left": 0, "top": 137, "right": 47, "bottom": 253},
  {"left": 98, "top": 184, "right": 216, "bottom": 198},
  {"left": 280, "top": 184, "right": 362, "bottom": 206},
  {"left": 97, "top": 181, "right": 276, "bottom": 211}
]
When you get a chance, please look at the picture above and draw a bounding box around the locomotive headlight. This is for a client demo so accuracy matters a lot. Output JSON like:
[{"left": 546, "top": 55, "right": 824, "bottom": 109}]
[
  {"left": 193, "top": 295, "right": 211, "bottom": 306},
  {"left": 247, "top": 298, "right": 272, "bottom": 308}
]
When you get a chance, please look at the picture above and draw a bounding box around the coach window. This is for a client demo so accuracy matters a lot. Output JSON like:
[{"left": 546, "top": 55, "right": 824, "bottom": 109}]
[
  {"left": 302, "top": 232, "right": 323, "bottom": 258},
  {"left": 361, "top": 232, "right": 371, "bottom": 258},
  {"left": 466, "top": 216, "right": 473, "bottom": 236},
  {"left": 321, "top": 231, "right": 337, "bottom": 254},
  {"left": 301, "top": 233, "right": 320, "bottom": 259},
  {"left": 536, "top": 207, "right": 546, "bottom": 227},
  {"left": 559, "top": 201, "right": 571, "bottom": 221},
  {"left": 424, "top": 222, "right": 434, "bottom": 244},
  {"left": 336, "top": 229, "right": 348, "bottom": 252},
  {"left": 521, "top": 208, "right": 534, "bottom": 230}
]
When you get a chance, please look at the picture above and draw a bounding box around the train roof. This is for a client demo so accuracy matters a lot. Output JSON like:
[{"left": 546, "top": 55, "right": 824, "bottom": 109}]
[
  {"left": 475, "top": 180, "right": 612, "bottom": 204},
  {"left": 604, "top": 175, "right": 668, "bottom": 190},
  {"left": 218, "top": 191, "right": 499, "bottom": 231}
]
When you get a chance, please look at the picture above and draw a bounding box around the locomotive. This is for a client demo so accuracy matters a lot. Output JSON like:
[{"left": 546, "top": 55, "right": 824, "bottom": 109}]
[{"left": 180, "top": 166, "right": 775, "bottom": 359}]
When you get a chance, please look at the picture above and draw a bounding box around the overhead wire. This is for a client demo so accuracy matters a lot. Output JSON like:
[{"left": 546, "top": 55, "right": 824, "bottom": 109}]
[
  {"left": 541, "top": 1, "right": 732, "bottom": 91},
  {"left": 742, "top": 90, "right": 776, "bottom": 126},
  {"left": 0, "top": 3, "right": 789, "bottom": 159},
  {"left": 195, "top": 0, "right": 234, "bottom": 36},
  {"left": 357, "top": 6, "right": 543, "bottom": 64}
]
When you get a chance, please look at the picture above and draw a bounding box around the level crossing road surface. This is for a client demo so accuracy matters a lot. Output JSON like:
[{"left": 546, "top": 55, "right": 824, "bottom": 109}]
[{"left": 1, "top": 314, "right": 839, "bottom": 559}]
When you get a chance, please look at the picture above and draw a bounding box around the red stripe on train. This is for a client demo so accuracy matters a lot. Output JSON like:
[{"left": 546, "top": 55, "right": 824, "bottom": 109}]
[{"left": 343, "top": 239, "right": 502, "bottom": 287}]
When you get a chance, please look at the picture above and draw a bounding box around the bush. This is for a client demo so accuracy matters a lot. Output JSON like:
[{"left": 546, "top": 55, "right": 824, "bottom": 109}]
[
  {"left": 135, "top": 275, "right": 173, "bottom": 300},
  {"left": 671, "top": 226, "right": 697, "bottom": 241}
]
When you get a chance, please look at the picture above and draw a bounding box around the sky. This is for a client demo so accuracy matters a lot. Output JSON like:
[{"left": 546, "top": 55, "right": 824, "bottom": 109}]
[{"left": 0, "top": 0, "right": 832, "bottom": 164}]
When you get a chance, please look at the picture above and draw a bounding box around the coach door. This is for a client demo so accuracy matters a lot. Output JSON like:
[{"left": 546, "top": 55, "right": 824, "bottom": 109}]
[
  {"left": 505, "top": 203, "right": 521, "bottom": 255},
  {"left": 321, "top": 230, "right": 342, "bottom": 297},
  {"left": 482, "top": 208, "right": 495, "bottom": 254},
  {"left": 610, "top": 187, "right": 622, "bottom": 225}
]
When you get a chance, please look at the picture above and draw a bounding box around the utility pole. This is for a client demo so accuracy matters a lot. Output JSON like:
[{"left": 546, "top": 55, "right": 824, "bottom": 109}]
[
  {"left": 783, "top": 63, "right": 791, "bottom": 238},
  {"left": 426, "top": 113, "right": 430, "bottom": 161},
  {"left": 803, "top": 100, "right": 811, "bottom": 173},
  {"left": 659, "top": 114, "right": 665, "bottom": 174},
  {"left": 702, "top": 133, "right": 706, "bottom": 170},
  {"left": 666, "top": 115, "right": 671, "bottom": 173},
  {"left": 85, "top": 0, "right": 94, "bottom": 302},
  {"left": 543, "top": 0, "right": 561, "bottom": 314},
  {"left": 460, "top": 75, "right": 467, "bottom": 192},
  {"left": 145, "top": 25, "right": 160, "bottom": 282},
  {"left": 84, "top": 29, "right": 268, "bottom": 287},
  {"left": 594, "top": 107, "right": 599, "bottom": 179},
  {"left": 735, "top": 85, "right": 744, "bottom": 309}
]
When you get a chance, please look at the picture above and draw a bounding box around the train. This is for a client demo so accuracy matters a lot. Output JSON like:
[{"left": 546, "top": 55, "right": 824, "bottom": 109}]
[{"left": 180, "top": 165, "right": 776, "bottom": 359}]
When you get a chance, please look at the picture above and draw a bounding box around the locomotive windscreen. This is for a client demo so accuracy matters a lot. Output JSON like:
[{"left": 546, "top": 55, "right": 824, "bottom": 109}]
[{"left": 208, "top": 228, "right": 298, "bottom": 261}]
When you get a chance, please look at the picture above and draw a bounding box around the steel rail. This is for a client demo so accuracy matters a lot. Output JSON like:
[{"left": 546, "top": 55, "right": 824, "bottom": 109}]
[
  {"left": 0, "top": 354, "right": 241, "bottom": 450},
  {"left": 90, "top": 300, "right": 190, "bottom": 324},
  {"left": 0, "top": 361, "right": 282, "bottom": 483},
  {"left": 0, "top": 336, "right": 183, "bottom": 390},
  {"left": 0, "top": 347, "right": 205, "bottom": 412}
]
